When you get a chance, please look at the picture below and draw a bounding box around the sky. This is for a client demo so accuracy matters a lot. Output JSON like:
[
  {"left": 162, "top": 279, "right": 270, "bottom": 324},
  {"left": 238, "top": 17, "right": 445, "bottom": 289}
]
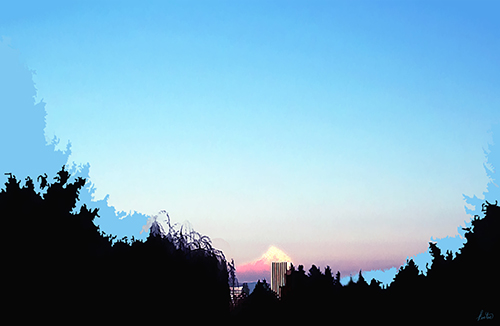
[{"left": 1, "top": 0, "right": 500, "bottom": 282}]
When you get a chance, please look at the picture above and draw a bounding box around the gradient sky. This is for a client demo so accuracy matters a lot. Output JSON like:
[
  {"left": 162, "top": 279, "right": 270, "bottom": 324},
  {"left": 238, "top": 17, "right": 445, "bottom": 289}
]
[{"left": 2, "top": 0, "right": 500, "bottom": 278}]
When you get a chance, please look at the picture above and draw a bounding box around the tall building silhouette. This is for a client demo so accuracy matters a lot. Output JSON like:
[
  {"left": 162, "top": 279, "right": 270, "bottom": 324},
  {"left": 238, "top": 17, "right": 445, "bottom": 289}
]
[{"left": 271, "top": 262, "right": 288, "bottom": 298}]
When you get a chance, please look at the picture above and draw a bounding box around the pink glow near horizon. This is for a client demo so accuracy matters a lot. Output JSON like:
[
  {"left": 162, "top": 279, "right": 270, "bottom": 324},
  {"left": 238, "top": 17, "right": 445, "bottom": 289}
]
[{"left": 235, "top": 244, "right": 411, "bottom": 283}]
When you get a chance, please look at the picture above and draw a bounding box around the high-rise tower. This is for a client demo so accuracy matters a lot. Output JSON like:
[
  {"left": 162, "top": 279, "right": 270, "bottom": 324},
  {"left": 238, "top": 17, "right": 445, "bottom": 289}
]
[{"left": 271, "top": 262, "right": 288, "bottom": 298}]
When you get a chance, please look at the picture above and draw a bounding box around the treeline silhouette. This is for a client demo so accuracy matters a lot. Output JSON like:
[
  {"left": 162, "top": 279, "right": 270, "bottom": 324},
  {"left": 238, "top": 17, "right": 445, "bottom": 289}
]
[
  {"left": 231, "top": 203, "right": 499, "bottom": 325},
  {"left": 2, "top": 167, "right": 498, "bottom": 325},
  {"left": 1, "top": 167, "right": 230, "bottom": 325}
]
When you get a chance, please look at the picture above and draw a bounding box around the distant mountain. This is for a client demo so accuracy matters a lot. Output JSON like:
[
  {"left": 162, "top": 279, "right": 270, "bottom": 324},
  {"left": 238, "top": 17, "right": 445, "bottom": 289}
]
[{"left": 236, "top": 245, "right": 292, "bottom": 282}]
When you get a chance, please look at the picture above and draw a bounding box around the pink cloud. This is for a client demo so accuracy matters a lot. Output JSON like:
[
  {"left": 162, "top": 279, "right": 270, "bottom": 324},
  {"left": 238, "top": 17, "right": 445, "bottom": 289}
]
[
  {"left": 237, "top": 258, "right": 268, "bottom": 273},
  {"left": 237, "top": 258, "right": 270, "bottom": 282}
]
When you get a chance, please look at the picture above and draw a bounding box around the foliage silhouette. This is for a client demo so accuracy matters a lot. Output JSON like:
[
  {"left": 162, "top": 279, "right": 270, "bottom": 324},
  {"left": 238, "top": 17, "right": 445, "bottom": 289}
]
[
  {"left": 230, "top": 279, "right": 280, "bottom": 325},
  {"left": 231, "top": 201, "right": 499, "bottom": 325},
  {"left": 1, "top": 167, "right": 230, "bottom": 325},
  {"left": 241, "top": 283, "right": 250, "bottom": 297},
  {"left": 2, "top": 168, "right": 498, "bottom": 325}
]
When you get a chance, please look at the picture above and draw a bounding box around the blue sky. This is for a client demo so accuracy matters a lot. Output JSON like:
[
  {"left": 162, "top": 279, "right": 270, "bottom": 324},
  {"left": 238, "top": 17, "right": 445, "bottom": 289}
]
[{"left": 1, "top": 0, "right": 499, "bottom": 277}]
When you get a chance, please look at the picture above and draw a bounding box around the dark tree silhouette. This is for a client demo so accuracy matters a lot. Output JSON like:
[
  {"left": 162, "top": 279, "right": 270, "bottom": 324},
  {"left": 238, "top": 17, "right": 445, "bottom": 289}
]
[
  {"left": 231, "top": 279, "right": 280, "bottom": 325},
  {"left": 228, "top": 258, "right": 240, "bottom": 308},
  {"left": 391, "top": 259, "right": 423, "bottom": 290},
  {"left": 448, "top": 201, "right": 499, "bottom": 324},
  {"left": 1, "top": 167, "right": 231, "bottom": 325},
  {"left": 5, "top": 167, "right": 497, "bottom": 325},
  {"left": 355, "top": 270, "right": 369, "bottom": 289},
  {"left": 277, "top": 198, "right": 499, "bottom": 325},
  {"left": 334, "top": 270, "right": 342, "bottom": 289},
  {"left": 241, "top": 283, "right": 250, "bottom": 297}
]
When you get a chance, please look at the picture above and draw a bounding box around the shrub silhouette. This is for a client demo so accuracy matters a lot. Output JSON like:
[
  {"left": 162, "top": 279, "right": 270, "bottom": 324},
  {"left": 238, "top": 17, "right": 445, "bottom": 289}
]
[{"left": 1, "top": 167, "right": 230, "bottom": 325}]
